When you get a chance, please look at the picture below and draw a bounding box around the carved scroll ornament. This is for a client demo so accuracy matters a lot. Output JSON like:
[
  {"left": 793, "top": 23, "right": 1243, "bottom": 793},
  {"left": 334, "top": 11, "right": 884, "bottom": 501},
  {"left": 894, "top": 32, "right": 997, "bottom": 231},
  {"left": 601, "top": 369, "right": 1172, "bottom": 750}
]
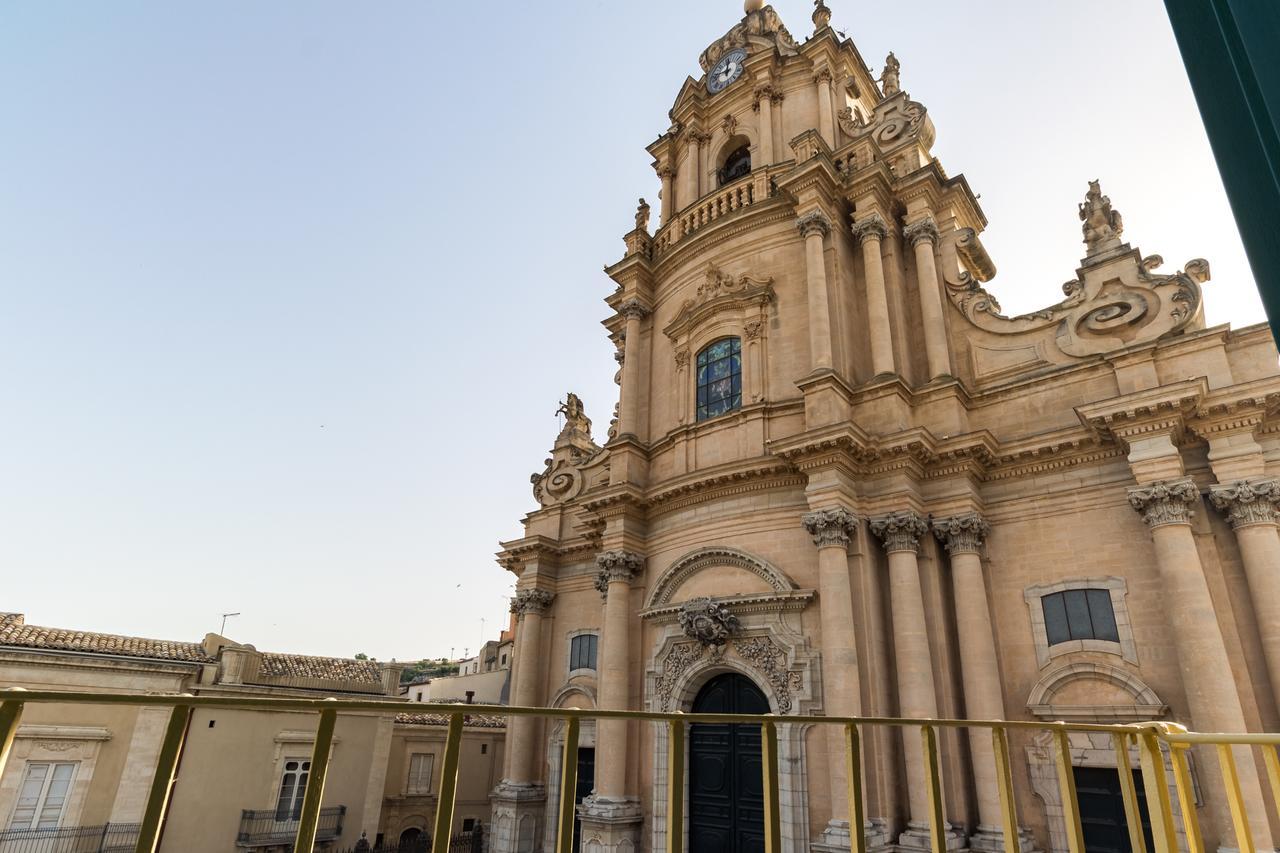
[{"left": 836, "top": 90, "right": 935, "bottom": 151}]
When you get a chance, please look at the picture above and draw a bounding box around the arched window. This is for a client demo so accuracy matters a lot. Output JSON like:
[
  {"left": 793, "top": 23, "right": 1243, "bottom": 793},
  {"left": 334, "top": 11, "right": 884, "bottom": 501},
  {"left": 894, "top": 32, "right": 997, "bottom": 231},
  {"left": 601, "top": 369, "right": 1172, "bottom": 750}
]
[
  {"left": 719, "top": 144, "right": 751, "bottom": 186},
  {"left": 696, "top": 338, "right": 742, "bottom": 421}
]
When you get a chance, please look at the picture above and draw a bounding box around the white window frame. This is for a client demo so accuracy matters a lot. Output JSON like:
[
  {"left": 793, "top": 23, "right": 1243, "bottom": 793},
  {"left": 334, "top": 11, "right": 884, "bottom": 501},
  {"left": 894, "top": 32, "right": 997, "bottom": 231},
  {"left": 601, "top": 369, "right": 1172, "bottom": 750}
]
[
  {"left": 566, "top": 630, "right": 600, "bottom": 678},
  {"left": 8, "top": 761, "right": 77, "bottom": 831},
  {"left": 406, "top": 753, "right": 434, "bottom": 795},
  {"left": 274, "top": 758, "right": 310, "bottom": 822},
  {"left": 1024, "top": 577, "right": 1138, "bottom": 668}
]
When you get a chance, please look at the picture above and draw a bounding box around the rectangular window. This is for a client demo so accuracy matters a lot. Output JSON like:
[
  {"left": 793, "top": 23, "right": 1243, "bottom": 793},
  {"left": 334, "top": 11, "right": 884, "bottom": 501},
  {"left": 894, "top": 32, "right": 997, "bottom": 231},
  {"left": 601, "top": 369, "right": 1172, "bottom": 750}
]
[
  {"left": 462, "top": 818, "right": 476, "bottom": 832},
  {"left": 9, "top": 762, "right": 75, "bottom": 830},
  {"left": 407, "top": 753, "right": 434, "bottom": 794},
  {"left": 1042, "top": 589, "right": 1120, "bottom": 645},
  {"left": 275, "top": 759, "right": 310, "bottom": 821},
  {"left": 569, "top": 634, "right": 598, "bottom": 672}
]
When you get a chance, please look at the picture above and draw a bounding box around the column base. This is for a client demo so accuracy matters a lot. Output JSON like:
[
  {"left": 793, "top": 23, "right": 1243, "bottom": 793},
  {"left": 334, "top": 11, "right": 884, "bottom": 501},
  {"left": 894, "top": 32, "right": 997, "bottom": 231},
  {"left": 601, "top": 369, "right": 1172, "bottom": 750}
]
[
  {"left": 489, "top": 781, "right": 546, "bottom": 853},
  {"left": 813, "top": 818, "right": 895, "bottom": 853},
  {"left": 577, "top": 795, "right": 642, "bottom": 853},
  {"left": 968, "top": 825, "right": 1040, "bottom": 853},
  {"left": 897, "top": 820, "right": 968, "bottom": 852}
]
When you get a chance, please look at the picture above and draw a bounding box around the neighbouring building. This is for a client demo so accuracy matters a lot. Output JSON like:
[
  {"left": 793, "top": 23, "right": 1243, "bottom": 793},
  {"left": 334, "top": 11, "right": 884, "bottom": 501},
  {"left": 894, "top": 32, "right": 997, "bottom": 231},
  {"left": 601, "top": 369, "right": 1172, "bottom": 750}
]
[
  {"left": 491, "top": 3, "right": 1280, "bottom": 853},
  {"left": 413, "top": 631, "right": 515, "bottom": 706}
]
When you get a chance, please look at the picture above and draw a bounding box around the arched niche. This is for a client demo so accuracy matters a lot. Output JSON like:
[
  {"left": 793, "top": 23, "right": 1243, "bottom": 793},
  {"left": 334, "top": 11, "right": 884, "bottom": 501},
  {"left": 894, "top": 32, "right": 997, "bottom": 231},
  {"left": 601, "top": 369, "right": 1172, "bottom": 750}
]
[
  {"left": 1027, "top": 661, "right": 1167, "bottom": 722},
  {"left": 645, "top": 546, "right": 797, "bottom": 609}
]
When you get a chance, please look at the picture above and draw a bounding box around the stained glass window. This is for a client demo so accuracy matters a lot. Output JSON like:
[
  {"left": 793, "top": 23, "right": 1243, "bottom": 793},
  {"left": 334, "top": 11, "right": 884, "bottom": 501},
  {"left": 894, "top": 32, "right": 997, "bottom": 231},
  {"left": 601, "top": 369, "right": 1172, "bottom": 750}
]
[
  {"left": 696, "top": 337, "right": 742, "bottom": 421},
  {"left": 1042, "top": 589, "right": 1119, "bottom": 646}
]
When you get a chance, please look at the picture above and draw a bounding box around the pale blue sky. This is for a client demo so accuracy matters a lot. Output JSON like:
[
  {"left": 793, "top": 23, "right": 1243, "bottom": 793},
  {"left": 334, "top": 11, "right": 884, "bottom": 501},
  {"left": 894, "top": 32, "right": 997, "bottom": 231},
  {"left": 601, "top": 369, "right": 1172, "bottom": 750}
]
[{"left": 0, "top": 1, "right": 1263, "bottom": 660}]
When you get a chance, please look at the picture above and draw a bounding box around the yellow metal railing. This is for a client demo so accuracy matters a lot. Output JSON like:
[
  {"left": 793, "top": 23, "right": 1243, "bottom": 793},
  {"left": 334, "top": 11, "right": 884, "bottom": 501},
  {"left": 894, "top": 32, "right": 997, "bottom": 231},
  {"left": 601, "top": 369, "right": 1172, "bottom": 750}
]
[{"left": 1, "top": 688, "right": 1278, "bottom": 853}]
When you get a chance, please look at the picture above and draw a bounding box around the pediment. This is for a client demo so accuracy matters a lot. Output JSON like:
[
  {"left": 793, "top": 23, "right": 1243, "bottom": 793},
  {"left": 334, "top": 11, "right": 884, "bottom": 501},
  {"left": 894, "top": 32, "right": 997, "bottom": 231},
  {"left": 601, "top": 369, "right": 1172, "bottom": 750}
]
[
  {"left": 1027, "top": 661, "right": 1167, "bottom": 722},
  {"left": 663, "top": 264, "right": 774, "bottom": 341},
  {"left": 644, "top": 546, "right": 799, "bottom": 609}
]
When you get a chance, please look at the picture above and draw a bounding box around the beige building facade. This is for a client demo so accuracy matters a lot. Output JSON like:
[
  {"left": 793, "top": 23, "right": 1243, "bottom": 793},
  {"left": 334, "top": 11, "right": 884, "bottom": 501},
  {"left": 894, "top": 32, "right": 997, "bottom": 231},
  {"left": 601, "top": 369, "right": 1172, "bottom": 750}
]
[{"left": 491, "top": 3, "right": 1280, "bottom": 853}]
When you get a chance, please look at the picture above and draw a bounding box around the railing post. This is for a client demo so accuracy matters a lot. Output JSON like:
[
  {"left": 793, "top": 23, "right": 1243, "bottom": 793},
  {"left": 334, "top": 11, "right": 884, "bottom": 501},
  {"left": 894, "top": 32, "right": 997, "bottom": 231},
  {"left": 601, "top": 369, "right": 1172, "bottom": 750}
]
[
  {"left": 1216, "top": 743, "right": 1254, "bottom": 853},
  {"left": 554, "top": 716, "right": 580, "bottom": 853},
  {"left": 1051, "top": 728, "right": 1085, "bottom": 853},
  {"left": 845, "top": 723, "right": 866, "bottom": 853},
  {"left": 667, "top": 716, "right": 685, "bottom": 853},
  {"left": 431, "top": 712, "right": 465, "bottom": 853},
  {"left": 294, "top": 702, "right": 339, "bottom": 853},
  {"left": 0, "top": 691, "right": 26, "bottom": 782},
  {"left": 1111, "top": 733, "right": 1148, "bottom": 853},
  {"left": 1137, "top": 728, "right": 1178, "bottom": 853},
  {"left": 921, "top": 725, "right": 946, "bottom": 853},
  {"left": 760, "top": 718, "right": 783, "bottom": 853},
  {"left": 133, "top": 702, "right": 192, "bottom": 853},
  {"left": 1263, "top": 745, "right": 1280, "bottom": 826},
  {"left": 1169, "top": 742, "right": 1204, "bottom": 853},
  {"left": 992, "top": 726, "right": 1022, "bottom": 853}
]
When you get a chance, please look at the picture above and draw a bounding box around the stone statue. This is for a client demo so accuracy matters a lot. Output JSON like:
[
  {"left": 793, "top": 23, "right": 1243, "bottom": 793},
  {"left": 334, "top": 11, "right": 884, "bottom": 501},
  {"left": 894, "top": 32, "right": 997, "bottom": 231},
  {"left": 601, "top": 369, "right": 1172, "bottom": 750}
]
[
  {"left": 1079, "top": 179, "right": 1124, "bottom": 256},
  {"left": 556, "top": 393, "right": 591, "bottom": 437},
  {"left": 634, "top": 198, "right": 650, "bottom": 232},
  {"left": 880, "top": 51, "right": 901, "bottom": 97}
]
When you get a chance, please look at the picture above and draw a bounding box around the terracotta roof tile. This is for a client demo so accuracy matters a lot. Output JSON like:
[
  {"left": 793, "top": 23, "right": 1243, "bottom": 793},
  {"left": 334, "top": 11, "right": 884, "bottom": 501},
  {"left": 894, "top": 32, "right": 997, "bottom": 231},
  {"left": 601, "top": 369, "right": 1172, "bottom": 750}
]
[
  {"left": 260, "top": 653, "right": 382, "bottom": 684},
  {"left": 0, "top": 618, "right": 213, "bottom": 663}
]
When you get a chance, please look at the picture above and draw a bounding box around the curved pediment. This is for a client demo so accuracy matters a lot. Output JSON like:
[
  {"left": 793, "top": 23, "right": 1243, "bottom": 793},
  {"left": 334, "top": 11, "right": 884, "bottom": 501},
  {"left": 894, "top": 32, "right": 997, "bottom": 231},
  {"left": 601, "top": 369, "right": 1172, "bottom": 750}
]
[
  {"left": 1027, "top": 661, "right": 1167, "bottom": 722},
  {"left": 645, "top": 546, "right": 797, "bottom": 609}
]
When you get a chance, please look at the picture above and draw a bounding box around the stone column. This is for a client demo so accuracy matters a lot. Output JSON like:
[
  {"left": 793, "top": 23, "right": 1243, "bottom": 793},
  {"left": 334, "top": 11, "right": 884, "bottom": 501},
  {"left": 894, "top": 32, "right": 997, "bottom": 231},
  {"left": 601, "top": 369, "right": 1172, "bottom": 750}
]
[
  {"left": 804, "top": 508, "right": 867, "bottom": 851},
  {"left": 1128, "top": 479, "right": 1272, "bottom": 848},
  {"left": 1210, "top": 479, "right": 1280, "bottom": 708},
  {"left": 871, "top": 512, "right": 961, "bottom": 851},
  {"left": 814, "top": 67, "right": 835, "bottom": 146},
  {"left": 658, "top": 165, "right": 675, "bottom": 225},
  {"left": 580, "top": 551, "right": 644, "bottom": 845},
  {"left": 851, "top": 213, "right": 895, "bottom": 377},
  {"left": 754, "top": 84, "right": 776, "bottom": 164},
  {"left": 616, "top": 299, "right": 650, "bottom": 441},
  {"left": 933, "top": 514, "right": 1026, "bottom": 853},
  {"left": 902, "top": 217, "right": 951, "bottom": 380},
  {"left": 799, "top": 211, "right": 834, "bottom": 372}
]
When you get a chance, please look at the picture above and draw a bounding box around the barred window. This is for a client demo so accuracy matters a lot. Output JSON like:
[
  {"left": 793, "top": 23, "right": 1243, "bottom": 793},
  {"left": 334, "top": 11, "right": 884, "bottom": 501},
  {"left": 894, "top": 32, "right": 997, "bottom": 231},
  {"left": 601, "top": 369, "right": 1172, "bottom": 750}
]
[
  {"left": 569, "top": 634, "right": 598, "bottom": 672},
  {"left": 1042, "top": 589, "right": 1119, "bottom": 646},
  {"left": 696, "top": 337, "right": 742, "bottom": 421}
]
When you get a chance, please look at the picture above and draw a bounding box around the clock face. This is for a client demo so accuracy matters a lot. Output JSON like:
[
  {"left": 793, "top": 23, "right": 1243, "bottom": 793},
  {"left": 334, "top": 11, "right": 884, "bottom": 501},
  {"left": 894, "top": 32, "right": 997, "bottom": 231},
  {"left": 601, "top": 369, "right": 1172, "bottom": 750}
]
[{"left": 707, "top": 48, "right": 748, "bottom": 94}]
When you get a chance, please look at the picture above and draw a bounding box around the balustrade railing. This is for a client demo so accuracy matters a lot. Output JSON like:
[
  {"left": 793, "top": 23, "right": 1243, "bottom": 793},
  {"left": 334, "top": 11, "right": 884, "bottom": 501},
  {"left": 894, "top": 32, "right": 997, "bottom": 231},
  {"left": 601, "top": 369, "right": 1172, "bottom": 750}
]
[
  {"left": 0, "top": 823, "right": 139, "bottom": 853},
  {"left": 651, "top": 167, "right": 783, "bottom": 255},
  {"left": 0, "top": 688, "right": 1277, "bottom": 853}
]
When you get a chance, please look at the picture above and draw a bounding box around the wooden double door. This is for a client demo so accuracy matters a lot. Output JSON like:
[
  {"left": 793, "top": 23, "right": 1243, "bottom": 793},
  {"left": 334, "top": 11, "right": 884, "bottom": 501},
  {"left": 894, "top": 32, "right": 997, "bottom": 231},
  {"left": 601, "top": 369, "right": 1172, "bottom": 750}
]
[{"left": 689, "top": 673, "right": 769, "bottom": 853}]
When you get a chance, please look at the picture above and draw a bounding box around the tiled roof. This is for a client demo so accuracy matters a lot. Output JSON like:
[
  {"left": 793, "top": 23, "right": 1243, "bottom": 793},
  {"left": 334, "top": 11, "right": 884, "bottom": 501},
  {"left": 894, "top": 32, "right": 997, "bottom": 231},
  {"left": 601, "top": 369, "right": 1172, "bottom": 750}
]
[
  {"left": 396, "top": 711, "right": 506, "bottom": 729},
  {"left": 260, "top": 653, "right": 382, "bottom": 684},
  {"left": 0, "top": 616, "right": 214, "bottom": 664}
]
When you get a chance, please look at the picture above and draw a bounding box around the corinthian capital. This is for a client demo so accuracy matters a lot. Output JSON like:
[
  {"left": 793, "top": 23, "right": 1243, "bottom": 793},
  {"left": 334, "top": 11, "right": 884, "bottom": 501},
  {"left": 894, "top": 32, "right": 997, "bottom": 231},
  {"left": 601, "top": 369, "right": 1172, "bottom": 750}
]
[
  {"left": 595, "top": 550, "right": 644, "bottom": 583},
  {"left": 1209, "top": 479, "right": 1280, "bottom": 529},
  {"left": 513, "top": 588, "right": 556, "bottom": 616},
  {"left": 618, "top": 299, "right": 651, "bottom": 321},
  {"left": 902, "top": 217, "right": 939, "bottom": 248},
  {"left": 802, "top": 507, "right": 858, "bottom": 549},
  {"left": 850, "top": 213, "right": 890, "bottom": 245},
  {"left": 932, "top": 512, "right": 990, "bottom": 554},
  {"left": 870, "top": 511, "right": 929, "bottom": 553},
  {"left": 797, "top": 211, "right": 832, "bottom": 239},
  {"left": 1127, "top": 478, "right": 1199, "bottom": 528}
]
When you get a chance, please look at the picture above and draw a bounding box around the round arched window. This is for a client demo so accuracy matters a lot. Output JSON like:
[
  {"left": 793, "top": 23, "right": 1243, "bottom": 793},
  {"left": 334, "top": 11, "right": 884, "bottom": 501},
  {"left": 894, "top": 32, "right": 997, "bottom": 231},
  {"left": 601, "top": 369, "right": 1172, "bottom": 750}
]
[
  {"left": 719, "top": 145, "right": 751, "bottom": 186},
  {"left": 696, "top": 338, "right": 742, "bottom": 421}
]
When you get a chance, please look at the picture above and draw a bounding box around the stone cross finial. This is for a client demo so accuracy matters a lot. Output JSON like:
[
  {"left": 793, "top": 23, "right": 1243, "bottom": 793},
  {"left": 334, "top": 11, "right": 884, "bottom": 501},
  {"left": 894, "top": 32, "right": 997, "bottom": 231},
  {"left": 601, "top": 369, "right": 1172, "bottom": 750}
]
[
  {"left": 1127, "top": 478, "right": 1199, "bottom": 528},
  {"left": 932, "top": 512, "right": 991, "bottom": 554},
  {"left": 802, "top": 507, "right": 858, "bottom": 549},
  {"left": 1209, "top": 480, "right": 1280, "bottom": 528},
  {"left": 880, "top": 52, "right": 901, "bottom": 97},
  {"left": 870, "top": 510, "right": 929, "bottom": 553}
]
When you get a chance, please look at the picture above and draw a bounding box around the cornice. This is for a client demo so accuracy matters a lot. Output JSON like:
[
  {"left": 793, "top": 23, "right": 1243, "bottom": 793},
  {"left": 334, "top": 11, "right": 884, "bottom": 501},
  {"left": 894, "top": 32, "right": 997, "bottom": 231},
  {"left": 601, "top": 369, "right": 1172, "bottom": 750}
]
[
  {"left": 1075, "top": 378, "right": 1208, "bottom": 441},
  {"left": 640, "top": 589, "right": 816, "bottom": 621}
]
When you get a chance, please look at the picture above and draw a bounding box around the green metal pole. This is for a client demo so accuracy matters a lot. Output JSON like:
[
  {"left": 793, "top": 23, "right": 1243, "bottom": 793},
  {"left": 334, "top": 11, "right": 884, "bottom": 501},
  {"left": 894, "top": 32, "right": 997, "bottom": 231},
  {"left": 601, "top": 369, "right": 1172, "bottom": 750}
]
[
  {"left": 293, "top": 704, "right": 339, "bottom": 852},
  {"left": 134, "top": 704, "right": 193, "bottom": 853}
]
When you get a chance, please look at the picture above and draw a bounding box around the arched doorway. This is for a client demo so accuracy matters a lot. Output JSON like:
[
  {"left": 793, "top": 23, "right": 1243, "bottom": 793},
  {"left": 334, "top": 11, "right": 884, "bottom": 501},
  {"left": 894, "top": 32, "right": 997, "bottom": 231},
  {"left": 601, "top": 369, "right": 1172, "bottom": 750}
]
[
  {"left": 689, "top": 672, "right": 768, "bottom": 853},
  {"left": 399, "top": 827, "right": 428, "bottom": 852}
]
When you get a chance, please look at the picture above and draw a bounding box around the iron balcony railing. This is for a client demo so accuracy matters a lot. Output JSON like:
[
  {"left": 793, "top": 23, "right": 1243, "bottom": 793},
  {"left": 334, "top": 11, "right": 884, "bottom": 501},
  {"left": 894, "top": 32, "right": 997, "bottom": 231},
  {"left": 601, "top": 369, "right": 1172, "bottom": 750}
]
[
  {"left": 236, "top": 805, "right": 345, "bottom": 847},
  {"left": 0, "top": 823, "right": 140, "bottom": 853},
  {"left": 2, "top": 688, "right": 1279, "bottom": 853}
]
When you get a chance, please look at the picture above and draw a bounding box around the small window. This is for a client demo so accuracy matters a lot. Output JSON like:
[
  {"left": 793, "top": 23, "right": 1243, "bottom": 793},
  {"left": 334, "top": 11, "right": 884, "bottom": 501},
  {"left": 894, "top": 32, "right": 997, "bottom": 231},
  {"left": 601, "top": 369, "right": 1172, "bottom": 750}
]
[
  {"left": 462, "top": 818, "right": 476, "bottom": 832},
  {"left": 1042, "top": 590, "right": 1119, "bottom": 646},
  {"left": 696, "top": 338, "right": 742, "bottom": 421},
  {"left": 569, "top": 634, "right": 598, "bottom": 672},
  {"left": 501, "top": 654, "right": 507, "bottom": 665},
  {"left": 275, "top": 759, "right": 310, "bottom": 821},
  {"left": 480, "top": 743, "right": 488, "bottom": 755},
  {"left": 10, "top": 762, "right": 75, "bottom": 830},
  {"left": 407, "top": 753, "right": 434, "bottom": 795},
  {"left": 719, "top": 144, "right": 751, "bottom": 185}
]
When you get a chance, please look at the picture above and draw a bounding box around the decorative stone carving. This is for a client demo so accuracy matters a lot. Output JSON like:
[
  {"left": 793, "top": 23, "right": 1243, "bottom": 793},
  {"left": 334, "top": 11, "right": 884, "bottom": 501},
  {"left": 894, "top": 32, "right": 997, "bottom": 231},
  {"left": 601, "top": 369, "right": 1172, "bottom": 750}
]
[
  {"left": 556, "top": 393, "right": 591, "bottom": 441},
  {"left": 663, "top": 264, "right": 774, "bottom": 341},
  {"left": 679, "top": 597, "right": 741, "bottom": 648},
  {"left": 634, "top": 198, "right": 650, "bottom": 233},
  {"left": 674, "top": 348, "right": 690, "bottom": 369},
  {"left": 698, "top": 4, "right": 798, "bottom": 74},
  {"left": 743, "top": 319, "right": 763, "bottom": 340},
  {"left": 593, "top": 571, "right": 611, "bottom": 601},
  {"left": 902, "top": 217, "right": 939, "bottom": 248},
  {"left": 813, "top": 66, "right": 834, "bottom": 85},
  {"left": 1079, "top": 180, "right": 1124, "bottom": 258},
  {"left": 531, "top": 392, "right": 602, "bottom": 506},
  {"left": 932, "top": 512, "right": 990, "bottom": 554},
  {"left": 802, "top": 507, "right": 858, "bottom": 549},
  {"left": 812, "top": 0, "right": 832, "bottom": 31},
  {"left": 796, "top": 210, "right": 832, "bottom": 239},
  {"left": 850, "top": 213, "right": 890, "bottom": 245},
  {"left": 595, "top": 550, "right": 644, "bottom": 595},
  {"left": 752, "top": 84, "right": 782, "bottom": 111},
  {"left": 836, "top": 91, "right": 934, "bottom": 151},
  {"left": 513, "top": 589, "right": 555, "bottom": 616},
  {"left": 721, "top": 113, "right": 738, "bottom": 136},
  {"left": 880, "top": 51, "right": 901, "bottom": 97},
  {"left": 870, "top": 511, "right": 929, "bottom": 553},
  {"left": 1127, "top": 478, "right": 1199, "bottom": 528},
  {"left": 618, "top": 298, "right": 651, "bottom": 321},
  {"left": 735, "top": 636, "right": 802, "bottom": 713},
  {"left": 655, "top": 641, "right": 704, "bottom": 711},
  {"left": 1209, "top": 480, "right": 1280, "bottom": 528}
]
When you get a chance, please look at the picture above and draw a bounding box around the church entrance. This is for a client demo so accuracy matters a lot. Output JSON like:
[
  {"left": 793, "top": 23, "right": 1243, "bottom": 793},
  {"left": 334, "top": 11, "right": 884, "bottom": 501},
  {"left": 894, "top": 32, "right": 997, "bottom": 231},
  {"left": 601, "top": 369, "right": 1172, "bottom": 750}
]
[
  {"left": 689, "top": 672, "right": 768, "bottom": 853},
  {"left": 1073, "top": 766, "right": 1154, "bottom": 853}
]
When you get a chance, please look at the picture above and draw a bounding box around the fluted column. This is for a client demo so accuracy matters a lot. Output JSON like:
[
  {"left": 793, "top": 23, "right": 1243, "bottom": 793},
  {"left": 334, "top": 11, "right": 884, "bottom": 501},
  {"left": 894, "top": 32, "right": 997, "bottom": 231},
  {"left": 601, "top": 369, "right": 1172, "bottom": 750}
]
[
  {"left": 616, "top": 300, "right": 650, "bottom": 441},
  {"left": 658, "top": 165, "right": 675, "bottom": 225},
  {"left": 1210, "top": 479, "right": 1280, "bottom": 707},
  {"left": 1128, "top": 479, "right": 1272, "bottom": 848},
  {"left": 799, "top": 211, "right": 834, "bottom": 371},
  {"left": 933, "top": 514, "right": 1013, "bottom": 851},
  {"left": 507, "top": 589, "right": 555, "bottom": 784},
  {"left": 851, "top": 214, "right": 895, "bottom": 376},
  {"left": 593, "top": 550, "right": 643, "bottom": 800},
  {"left": 871, "top": 511, "right": 943, "bottom": 843},
  {"left": 803, "top": 508, "right": 864, "bottom": 838},
  {"left": 814, "top": 66, "right": 835, "bottom": 146},
  {"left": 754, "top": 84, "right": 776, "bottom": 164},
  {"left": 902, "top": 218, "right": 951, "bottom": 380}
]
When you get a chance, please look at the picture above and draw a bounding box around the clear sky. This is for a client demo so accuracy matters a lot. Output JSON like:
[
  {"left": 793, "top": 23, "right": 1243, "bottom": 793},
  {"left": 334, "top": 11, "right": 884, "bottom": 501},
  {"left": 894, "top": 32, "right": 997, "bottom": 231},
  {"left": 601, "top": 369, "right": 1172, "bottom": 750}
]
[{"left": 0, "top": 1, "right": 1264, "bottom": 661}]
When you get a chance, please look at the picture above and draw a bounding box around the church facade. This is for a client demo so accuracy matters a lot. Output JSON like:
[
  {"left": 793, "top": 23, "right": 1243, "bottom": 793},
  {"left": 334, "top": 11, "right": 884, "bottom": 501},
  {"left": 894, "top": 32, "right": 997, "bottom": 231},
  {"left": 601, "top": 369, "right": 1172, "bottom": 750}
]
[{"left": 490, "top": 3, "right": 1280, "bottom": 853}]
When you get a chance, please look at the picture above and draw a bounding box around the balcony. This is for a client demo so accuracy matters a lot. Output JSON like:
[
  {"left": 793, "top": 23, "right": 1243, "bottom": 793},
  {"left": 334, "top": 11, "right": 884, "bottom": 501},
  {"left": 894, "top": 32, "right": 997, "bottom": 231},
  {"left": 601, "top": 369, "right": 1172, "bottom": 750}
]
[
  {"left": 236, "top": 806, "right": 344, "bottom": 848},
  {"left": 0, "top": 823, "right": 139, "bottom": 853}
]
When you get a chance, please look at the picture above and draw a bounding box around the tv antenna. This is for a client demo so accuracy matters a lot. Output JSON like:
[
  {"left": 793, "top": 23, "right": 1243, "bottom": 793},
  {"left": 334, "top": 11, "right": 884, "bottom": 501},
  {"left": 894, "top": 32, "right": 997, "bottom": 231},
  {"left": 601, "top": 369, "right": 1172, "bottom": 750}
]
[{"left": 220, "top": 612, "right": 241, "bottom": 635}]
